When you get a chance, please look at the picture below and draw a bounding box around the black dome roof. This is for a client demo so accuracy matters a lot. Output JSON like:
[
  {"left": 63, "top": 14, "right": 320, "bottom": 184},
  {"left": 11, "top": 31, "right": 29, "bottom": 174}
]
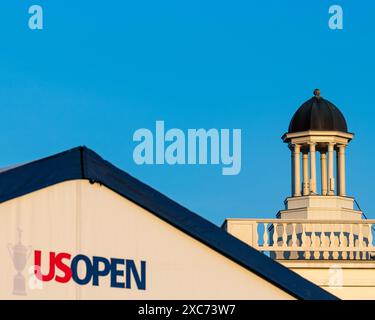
[{"left": 288, "top": 96, "right": 348, "bottom": 133}]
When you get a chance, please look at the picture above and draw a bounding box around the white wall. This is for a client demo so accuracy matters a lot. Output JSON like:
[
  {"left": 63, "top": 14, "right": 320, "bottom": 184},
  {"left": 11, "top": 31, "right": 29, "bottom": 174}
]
[
  {"left": 0, "top": 180, "right": 294, "bottom": 300},
  {"left": 283, "top": 262, "right": 375, "bottom": 300}
]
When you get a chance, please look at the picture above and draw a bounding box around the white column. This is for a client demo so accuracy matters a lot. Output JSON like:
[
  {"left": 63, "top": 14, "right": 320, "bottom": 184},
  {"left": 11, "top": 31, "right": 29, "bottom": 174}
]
[
  {"left": 303, "top": 151, "right": 309, "bottom": 196},
  {"left": 328, "top": 143, "right": 335, "bottom": 195},
  {"left": 320, "top": 151, "right": 327, "bottom": 196},
  {"left": 293, "top": 144, "right": 301, "bottom": 197},
  {"left": 291, "top": 146, "right": 294, "bottom": 196},
  {"left": 336, "top": 148, "right": 340, "bottom": 195},
  {"left": 309, "top": 143, "right": 317, "bottom": 194},
  {"left": 338, "top": 145, "right": 346, "bottom": 196}
]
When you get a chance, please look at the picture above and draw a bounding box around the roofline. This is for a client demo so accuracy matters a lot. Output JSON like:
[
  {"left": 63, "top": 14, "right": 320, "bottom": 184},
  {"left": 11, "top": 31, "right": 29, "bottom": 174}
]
[
  {"left": 0, "top": 146, "right": 338, "bottom": 300},
  {"left": 282, "top": 130, "right": 354, "bottom": 142}
]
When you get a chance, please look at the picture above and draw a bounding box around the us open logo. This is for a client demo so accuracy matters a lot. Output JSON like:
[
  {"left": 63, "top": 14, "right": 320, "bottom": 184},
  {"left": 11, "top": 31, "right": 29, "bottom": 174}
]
[{"left": 33, "top": 250, "right": 146, "bottom": 290}]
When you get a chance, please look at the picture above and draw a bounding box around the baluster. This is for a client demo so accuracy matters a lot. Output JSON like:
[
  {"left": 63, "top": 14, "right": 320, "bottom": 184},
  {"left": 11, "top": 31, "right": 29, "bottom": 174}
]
[
  {"left": 311, "top": 224, "right": 316, "bottom": 260},
  {"left": 272, "top": 222, "right": 284, "bottom": 259},
  {"left": 301, "top": 223, "right": 306, "bottom": 248},
  {"left": 311, "top": 224, "right": 316, "bottom": 247},
  {"left": 329, "top": 224, "right": 335, "bottom": 260},
  {"left": 272, "top": 223, "right": 278, "bottom": 247},
  {"left": 292, "top": 223, "right": 297, "bottom": 248},
  {"left": 255, "top": 222, "right": 259, "bottom": 249},
  {"left": 314, "top": 224, "right": 321, "bottom": 259},
  {"left": 282, "top": 223, "right": 288, "bottom": 260},
  {"left": 322, "top": 224, "right": 329, "bottom": 260},
  {"left": 355, "top": 224, "right": 361, "bottom": 260},
  {"left": 359, "top": 224, "right": 364, "bottom": 260},
  {"left": 282, "top": 223, "right": 288, "bottom": 248},
  {"left": 368, "top": 223, "right": 373, "bottom": 248},
  {"left": 263, "top": 222, "right": 269, "bottom": 248},
  {"left": 349, "top": 224, "right": 354, "bottom": 260},
  {"left": 340, "top": 224, "right": 347, "bottom": 260},
  {"left": 301, "top": 223, "right": 309, "bottom": 260},
  {"left": 368, "top": 223, "right": 373, "bottom": 261}
]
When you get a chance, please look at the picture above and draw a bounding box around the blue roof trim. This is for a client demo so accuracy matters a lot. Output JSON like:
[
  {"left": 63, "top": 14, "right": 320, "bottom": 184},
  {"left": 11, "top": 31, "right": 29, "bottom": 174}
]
[{"left": 0, "top": 146, "right": 338, "bottom": 300}]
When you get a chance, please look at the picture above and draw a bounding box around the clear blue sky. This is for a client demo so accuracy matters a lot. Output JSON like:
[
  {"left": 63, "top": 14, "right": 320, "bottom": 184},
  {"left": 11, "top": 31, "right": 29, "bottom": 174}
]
[{"left": 1, "top": 0, "right": 374, "bottom": 225}]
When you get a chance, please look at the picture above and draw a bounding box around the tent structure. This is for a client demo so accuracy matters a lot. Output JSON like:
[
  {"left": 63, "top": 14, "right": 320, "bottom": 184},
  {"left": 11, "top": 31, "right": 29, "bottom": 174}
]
[{"left": 0, "top": 147, "right": 337, "bottom": 300}]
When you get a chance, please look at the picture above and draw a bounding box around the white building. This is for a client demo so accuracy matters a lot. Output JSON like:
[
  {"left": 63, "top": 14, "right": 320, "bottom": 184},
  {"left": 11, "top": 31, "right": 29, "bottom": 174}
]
[{"left": 225, "top": 90, "right": 375, "bottom": 300}]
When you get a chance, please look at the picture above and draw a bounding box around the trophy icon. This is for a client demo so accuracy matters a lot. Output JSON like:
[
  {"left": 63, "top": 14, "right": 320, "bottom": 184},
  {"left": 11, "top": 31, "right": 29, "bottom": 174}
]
[{"left": 7, "top": 228, "right": 32, "bottom": 296}]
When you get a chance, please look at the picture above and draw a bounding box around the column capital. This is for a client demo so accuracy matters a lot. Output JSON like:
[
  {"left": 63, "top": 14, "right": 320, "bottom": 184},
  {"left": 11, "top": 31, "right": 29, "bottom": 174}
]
[
  {"left": 308, "top": 142, "right": 316, "bottom": 151},
  {"left": 290, "top": 142, "right": 301, "bottom": 147},
  {"left": 291, "top": 144, "right": 301, "bottom": 152}
]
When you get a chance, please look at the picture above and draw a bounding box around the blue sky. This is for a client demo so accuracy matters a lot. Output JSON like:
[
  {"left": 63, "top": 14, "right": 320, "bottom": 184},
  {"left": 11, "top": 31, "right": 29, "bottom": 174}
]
[{"left": 1, "top": 0, "right": 375, "bottom": 225}]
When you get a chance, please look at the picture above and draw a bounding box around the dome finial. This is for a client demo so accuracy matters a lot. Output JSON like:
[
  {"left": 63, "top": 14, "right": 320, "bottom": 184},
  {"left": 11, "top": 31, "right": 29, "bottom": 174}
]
[{"left": 313, "top": 88, "right": 321, "bottom": 98}]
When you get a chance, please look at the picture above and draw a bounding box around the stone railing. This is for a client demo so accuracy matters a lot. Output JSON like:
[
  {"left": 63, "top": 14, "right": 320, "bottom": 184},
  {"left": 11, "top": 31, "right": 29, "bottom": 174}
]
[{"left": 223, "top": 219, "right": 375, "bottom": 260}]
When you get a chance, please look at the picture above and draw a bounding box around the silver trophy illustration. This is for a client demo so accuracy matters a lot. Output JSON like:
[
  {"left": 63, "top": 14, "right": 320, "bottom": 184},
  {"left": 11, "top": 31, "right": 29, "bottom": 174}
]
[{"left": 7, "top": 227, "right": 32, "bottom": 295}]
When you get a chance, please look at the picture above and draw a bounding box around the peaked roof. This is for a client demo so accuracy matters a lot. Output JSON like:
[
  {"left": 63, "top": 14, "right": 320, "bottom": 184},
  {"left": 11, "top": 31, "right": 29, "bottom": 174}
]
[{"left": 0, "top": 146, "right": 338, "bottom": 300}]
